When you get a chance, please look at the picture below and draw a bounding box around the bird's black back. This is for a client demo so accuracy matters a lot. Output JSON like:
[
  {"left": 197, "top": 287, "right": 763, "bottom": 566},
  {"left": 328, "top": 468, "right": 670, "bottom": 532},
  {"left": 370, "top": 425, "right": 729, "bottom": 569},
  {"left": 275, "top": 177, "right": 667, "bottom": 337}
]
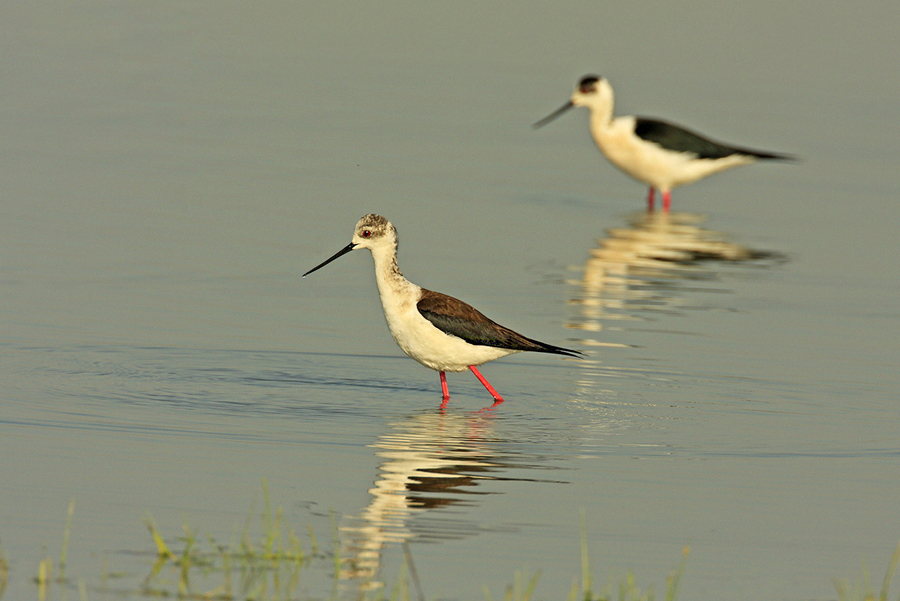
[
  {"left": 634, "top": 118, "right": 792, "bottom": 160},
  {"left": 417, "top": 289, "right": 582, "bottom": 357}
]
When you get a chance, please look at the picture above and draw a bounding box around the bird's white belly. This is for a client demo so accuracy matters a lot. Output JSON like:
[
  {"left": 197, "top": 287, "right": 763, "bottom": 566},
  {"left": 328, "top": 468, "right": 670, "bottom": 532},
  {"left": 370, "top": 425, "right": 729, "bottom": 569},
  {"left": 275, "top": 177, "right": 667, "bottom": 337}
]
[
  {"left": 374, "top": 270, "right": 517, "bottom": 372},
  {"left": 596, "top": 131, "right": 686, "bottom": 189},
  {"left": 595, "top": 126, "right": 754, "bottom": 190},
  {"left": 385, "top": 309, "right": 516, "bottom": 372}
]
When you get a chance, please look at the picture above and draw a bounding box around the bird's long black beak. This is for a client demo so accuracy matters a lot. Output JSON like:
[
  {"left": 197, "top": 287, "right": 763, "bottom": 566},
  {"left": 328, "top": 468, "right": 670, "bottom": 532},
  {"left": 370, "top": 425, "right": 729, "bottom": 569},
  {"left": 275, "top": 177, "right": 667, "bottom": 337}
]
[
  {"left": 302, "top": 242, "right": 356, "bottom": 278},
  {"left": 532, "top": 100, "right": 574, "bottom": 129}
]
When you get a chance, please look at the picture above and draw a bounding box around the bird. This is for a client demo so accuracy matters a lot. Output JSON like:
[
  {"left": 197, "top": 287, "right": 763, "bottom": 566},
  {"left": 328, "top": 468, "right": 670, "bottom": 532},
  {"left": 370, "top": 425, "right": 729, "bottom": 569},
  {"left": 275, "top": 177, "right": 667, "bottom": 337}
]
[
  {"left": 533, "top": 75, "right": 794, "bottom": 212},
  {"left": 302, "top": 214, "right": 582, "bottom": 408}
]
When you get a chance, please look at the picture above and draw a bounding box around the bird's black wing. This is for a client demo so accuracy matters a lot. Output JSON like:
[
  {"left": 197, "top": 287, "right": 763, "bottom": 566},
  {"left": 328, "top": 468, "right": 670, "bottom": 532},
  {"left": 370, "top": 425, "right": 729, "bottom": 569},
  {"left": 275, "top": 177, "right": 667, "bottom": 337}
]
[
  {"left": 634, "top": 118, "right": 792, "bottom": 160},
  {"left": 417, "top": 289, "right": 582, "bottom": 357}
]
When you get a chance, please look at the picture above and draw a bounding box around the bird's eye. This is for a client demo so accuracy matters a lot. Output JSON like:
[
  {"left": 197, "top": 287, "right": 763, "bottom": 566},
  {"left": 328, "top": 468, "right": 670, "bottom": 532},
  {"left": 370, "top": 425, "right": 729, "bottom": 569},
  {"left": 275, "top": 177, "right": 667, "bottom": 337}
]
[{"left": 362, "top": 230, "right": 371, "bottom": 238}]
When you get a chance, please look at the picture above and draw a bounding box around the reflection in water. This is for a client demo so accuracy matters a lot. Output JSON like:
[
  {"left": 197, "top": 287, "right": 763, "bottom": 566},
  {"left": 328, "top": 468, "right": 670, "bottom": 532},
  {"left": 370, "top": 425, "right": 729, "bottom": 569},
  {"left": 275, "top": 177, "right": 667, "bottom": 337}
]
[
  {"left": 565, "top": 209, "right": 788, "bottom": 410},
  {"left": 568, "top": 211, "right": 784, "bottom": 340},
  {"left": 338, "top": 409, "right": 564, "bottom": 592}
]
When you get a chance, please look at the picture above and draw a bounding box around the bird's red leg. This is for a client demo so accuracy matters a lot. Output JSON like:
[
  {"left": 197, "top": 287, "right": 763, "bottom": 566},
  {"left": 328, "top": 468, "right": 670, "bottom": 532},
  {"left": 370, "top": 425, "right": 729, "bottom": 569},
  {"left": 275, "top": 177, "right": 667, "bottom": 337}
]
[
  {"left": 662, "top": 190, "right": 671, "bottom": 212},
  {"left": 468, "top": 365, "right": 504, "bottom": 405},
  {"left": 647, "top": 187, "right": 656, "bottom": 212},
  {"left": 439, "top": 371, "right": 449, "bottom": 408}
]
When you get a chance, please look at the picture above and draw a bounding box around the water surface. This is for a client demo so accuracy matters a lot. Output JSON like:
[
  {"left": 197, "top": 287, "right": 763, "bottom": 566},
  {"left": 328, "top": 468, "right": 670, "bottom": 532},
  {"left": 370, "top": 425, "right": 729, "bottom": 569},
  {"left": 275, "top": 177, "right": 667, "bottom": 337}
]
[{"left": 2, "top": 2, "right": 899, "bottom": 600}]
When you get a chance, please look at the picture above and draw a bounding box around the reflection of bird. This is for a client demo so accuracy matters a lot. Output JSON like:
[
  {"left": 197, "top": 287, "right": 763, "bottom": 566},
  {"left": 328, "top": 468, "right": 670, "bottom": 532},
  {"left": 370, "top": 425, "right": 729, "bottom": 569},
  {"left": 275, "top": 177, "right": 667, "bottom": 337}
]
[
  {"left": 567, "top": 211, "right": 786, "bottom": 341},
  {"left": 338, "top": 411, "right": 495, "bottom": 585},
  {"left": 303, "top": 214, "right": 581, "bottom": 407},
  {"left": 337, "top": 409, "right": 566, "bottom": 591},
  {"left": 534, "top": 75, "right": 793, "bottom": 212}
]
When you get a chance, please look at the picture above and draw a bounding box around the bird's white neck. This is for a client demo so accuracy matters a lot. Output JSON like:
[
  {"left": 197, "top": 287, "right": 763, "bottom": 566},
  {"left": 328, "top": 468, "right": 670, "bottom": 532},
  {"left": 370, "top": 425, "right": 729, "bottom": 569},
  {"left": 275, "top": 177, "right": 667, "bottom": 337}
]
[
  {"left": 586, "top": 79, "right": 616, "bottom": 131},
  {"left": 369, "top": 243, "right": 419, "bottom": 306},
  {"left": 591, "top": 89, "right": 614, "bottom": 128},
  {"left": 367, "top": 242, "right": 422, "bottom": 349}
]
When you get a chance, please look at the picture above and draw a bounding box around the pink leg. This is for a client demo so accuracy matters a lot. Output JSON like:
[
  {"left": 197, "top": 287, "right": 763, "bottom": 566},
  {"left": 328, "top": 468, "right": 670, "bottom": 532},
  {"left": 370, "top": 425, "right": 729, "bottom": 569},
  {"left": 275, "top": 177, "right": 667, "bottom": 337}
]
[
  {"left": 647, "top": 187, "right": 655, "bottom": 212},
  {"left": 468, "top": 365, "right": 504, "bottom": 405},
  {"left": 662, "top": 190, "right": 671, "bottom": 213},
  {"left": 439, "top": 371, "right": 449, "bottom": 408}
]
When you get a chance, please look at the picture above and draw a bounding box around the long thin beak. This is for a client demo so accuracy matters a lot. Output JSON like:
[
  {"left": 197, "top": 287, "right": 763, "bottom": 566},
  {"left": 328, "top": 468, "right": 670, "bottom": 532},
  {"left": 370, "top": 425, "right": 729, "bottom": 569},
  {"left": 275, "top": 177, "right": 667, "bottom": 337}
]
[
  {"left": 532, "top": 100, "right": 574, "bottom": 129},
  {"left": 302, "top": 242, "right": 356, "bottom": 278}
]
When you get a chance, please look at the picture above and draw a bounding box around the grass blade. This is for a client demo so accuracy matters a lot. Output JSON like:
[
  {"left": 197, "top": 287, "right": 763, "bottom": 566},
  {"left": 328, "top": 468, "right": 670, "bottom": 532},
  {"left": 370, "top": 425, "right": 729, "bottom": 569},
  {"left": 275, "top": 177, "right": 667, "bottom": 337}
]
[
  {"left": 59, "top": 498, "right": 75, "bottom": 580},
  {"left": 141, "top": 514, "right": 173, "bottom": 559},
  {"left": 879, "top": 539, "right": 900, "bottom": 601}
]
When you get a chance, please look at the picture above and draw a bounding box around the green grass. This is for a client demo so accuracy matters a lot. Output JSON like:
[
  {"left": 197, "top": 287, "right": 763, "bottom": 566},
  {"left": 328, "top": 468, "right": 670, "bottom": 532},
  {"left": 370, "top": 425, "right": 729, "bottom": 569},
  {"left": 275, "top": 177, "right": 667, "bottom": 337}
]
[
  {"left": 0, "top": 540, "right": 8, "bottom": 600},
  {"left": 16, "top": 483, "right": 900, "bottom": 601},
  {"left": 136, "top": 479, "right": 320, "bottom": 599},
  {"left": 834, "top": 539, "right": 900, "bottom": 601},
  {"left": 33, "top": 497, "right": 76, "bottom": 601},
  {"left": 481, "top": 510, "right": 689, "bottom": 601}
]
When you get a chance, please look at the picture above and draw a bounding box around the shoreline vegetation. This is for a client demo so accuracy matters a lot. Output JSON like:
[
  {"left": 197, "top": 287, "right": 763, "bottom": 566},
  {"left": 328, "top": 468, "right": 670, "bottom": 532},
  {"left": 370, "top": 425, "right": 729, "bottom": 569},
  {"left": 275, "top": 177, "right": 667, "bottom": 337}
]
[{"left": 10, "top": 481, "right": 900, "bottom": 601}]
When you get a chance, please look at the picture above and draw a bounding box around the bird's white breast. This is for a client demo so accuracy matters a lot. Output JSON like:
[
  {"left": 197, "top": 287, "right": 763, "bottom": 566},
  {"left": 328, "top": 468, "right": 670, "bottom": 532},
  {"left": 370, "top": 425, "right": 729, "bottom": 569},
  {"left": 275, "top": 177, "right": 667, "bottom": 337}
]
[
  {"left": 592, "top": 117, "right": 755, "bottom": 191},
  {"left": 374, "top": 273, "right": 514, "bottom": 372}
]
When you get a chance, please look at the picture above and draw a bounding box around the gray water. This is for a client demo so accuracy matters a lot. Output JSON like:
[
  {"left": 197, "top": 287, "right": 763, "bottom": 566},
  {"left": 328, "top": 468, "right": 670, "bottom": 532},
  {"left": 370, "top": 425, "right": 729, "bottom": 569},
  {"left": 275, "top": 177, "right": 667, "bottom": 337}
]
[{"left": 2, "top": 2, "right": 899, "bottom": 600}]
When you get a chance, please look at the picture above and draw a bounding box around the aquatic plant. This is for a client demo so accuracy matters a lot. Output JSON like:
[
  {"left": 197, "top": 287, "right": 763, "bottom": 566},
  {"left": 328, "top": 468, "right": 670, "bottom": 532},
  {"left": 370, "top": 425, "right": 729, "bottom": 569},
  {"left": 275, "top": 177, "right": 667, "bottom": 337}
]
[
  {"left": 18, "top": 484, "right": 900, "bottom": 601},
  {"left": 834, "top": 539, "right": 900, "bottom": 601}
]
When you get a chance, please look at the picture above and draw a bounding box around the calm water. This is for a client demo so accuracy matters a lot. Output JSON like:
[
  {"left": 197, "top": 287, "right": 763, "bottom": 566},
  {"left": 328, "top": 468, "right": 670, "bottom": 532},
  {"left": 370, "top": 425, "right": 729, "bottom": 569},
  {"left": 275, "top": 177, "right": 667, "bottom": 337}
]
[{"left": 2, "top": 2, "right": 899, "bottom": 600}]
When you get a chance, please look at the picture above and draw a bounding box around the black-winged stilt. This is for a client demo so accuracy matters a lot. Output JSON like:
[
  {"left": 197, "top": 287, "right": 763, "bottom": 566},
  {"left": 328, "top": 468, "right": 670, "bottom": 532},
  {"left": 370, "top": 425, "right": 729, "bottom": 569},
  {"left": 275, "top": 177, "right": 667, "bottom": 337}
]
[
  {"left": 534, "top": 75, "right": 794, "bottom": 212},
  {"left": 303, "top": 214, "right": 581, "bottom": 408}
]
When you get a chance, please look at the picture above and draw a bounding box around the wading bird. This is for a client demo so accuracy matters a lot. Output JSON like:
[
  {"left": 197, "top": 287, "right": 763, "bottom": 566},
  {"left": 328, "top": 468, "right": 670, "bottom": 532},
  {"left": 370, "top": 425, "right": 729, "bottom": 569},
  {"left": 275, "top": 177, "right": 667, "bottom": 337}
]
[
  {"left": 303, "top": 214, "right": 581, "bottom": 408},
  {"left": 534, "top": 75, "right": 793, "bottom": 212}
]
